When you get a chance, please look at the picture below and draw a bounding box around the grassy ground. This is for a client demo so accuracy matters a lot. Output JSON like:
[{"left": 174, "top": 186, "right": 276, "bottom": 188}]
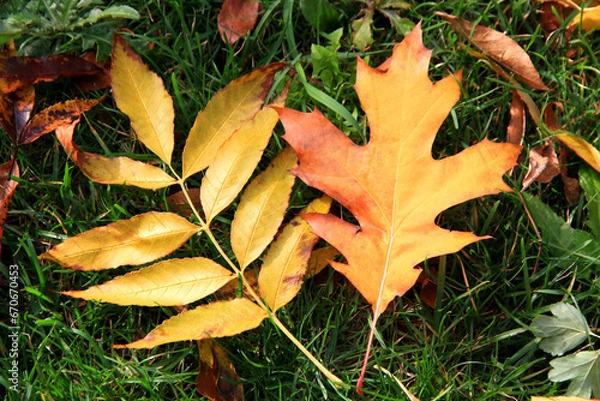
[{"left": 1, "top": 0, "right": 599, "bottom": 400}]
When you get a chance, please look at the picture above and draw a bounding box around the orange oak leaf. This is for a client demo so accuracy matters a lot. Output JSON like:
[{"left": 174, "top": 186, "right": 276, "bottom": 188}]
[{"left": 278, "top": 23, "right": 521, "bottom": 391}]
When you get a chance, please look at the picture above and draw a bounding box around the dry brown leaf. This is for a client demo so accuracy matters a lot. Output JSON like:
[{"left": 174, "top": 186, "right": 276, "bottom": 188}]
[
  {"left": 522, "top": 139, "right": 561, "bottom": 190},
  {"left": 436, "top": 12, "right": 549, "bottom": 90},
  {"left": 218, "top": 0, "right": 262, "bottom": 44},
  {"left": 507, "top": 90, "right": 526, "bottom": 146}
]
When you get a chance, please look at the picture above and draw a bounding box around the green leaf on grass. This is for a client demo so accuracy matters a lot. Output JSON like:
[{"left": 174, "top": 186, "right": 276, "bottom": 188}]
[
  {"left": 522, "top": 193, "right": 600, "bottom": 268},
  {"left": 530, "top": 302, "right": 590, "bottom": 356},
  {"left": 548, "top": 350, "right": 600, "bottom": 399}
]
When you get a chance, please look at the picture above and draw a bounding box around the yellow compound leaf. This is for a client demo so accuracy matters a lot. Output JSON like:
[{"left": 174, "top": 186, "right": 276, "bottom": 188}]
[
  {"left": 182, "top": 63, "right": 285, "bottom": 178},
  {"left": 231, "top": 146, "right": 297, "bottom": 270},
  {"left": 201, "top": 107, "right": 279, "bottom": 223},
  {"left": 556, "top": 133, "right": 600, "bottom": 173},
  {"left": 40, "top": 212, "right": 201, "bottom": 270},
  {"left": 63, "top": 257, "right": 234, "bottom": 306},
  {"left": 111, "top": 35, "right": 174, "bottom": 164},
  {"left": 115, "top": 298, "right": 267, "bottom": 348},
  {"left": 258, "top": 196, "right": 331, "bottom": 312}
]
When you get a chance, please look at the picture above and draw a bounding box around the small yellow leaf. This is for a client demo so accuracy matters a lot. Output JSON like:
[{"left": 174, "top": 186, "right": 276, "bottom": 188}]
[
  {"left": 258, "top": 196, "right": 332, "bottom": 311},
  {"left": 115, "top": 298, "right": 267, "bottom": 348},
  {"left": 111, "top": 35, "right": 174, "bottom": 164},
  {"left": 555, "top": 133, "right": 600, "bottom": 173},
  {"left": 568, "top": 6, "right": 600, "bottom": 32},
  {"left": 306, "top": 246, "right": 340, "bottom": 278},
  {"left": 40, "top": 212, "right": 201, "bottom": 270},
  {"left": 201, "top": 107, "right": 279, "bottom": 223},
  {"left": 63, "top": 257, "right": 234, "bottom": 306},
  {"left": 231, "top": 147, "right": 297, "bottom": 270},
  {"left": 182, "top": 63, "right": 285, "bottom": 179}
]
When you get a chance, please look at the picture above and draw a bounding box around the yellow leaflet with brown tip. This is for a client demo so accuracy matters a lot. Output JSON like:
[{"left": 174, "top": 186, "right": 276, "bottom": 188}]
[
  {"left": 63, "top": 257, "right": 234, "bottom": 306},
  {"left": 111, "top": 35, "right": 174, "bottom": 164},
  {"left": 231, "top": 146, "right": 297, "bottom": 270},
  {"left": 556, "top": 133, "right": 600, "bottom": 173},
  {"left": 56, "top": 122, "right": 176, "bottom": 189},
  {"left": 258, "top": 196, "right": 331, "bottom": 312},
  {"left": 182, "top": 63, "right": 286, "bottom": 179},
  {"left": 40, "top": 212, "right": 201, "bottom": 270},
  {"left": 201, "top": 107, "right": 279, "bottom": 224},
  {"left": 114, "top": 298, "right": 267, "bottom": 348}
]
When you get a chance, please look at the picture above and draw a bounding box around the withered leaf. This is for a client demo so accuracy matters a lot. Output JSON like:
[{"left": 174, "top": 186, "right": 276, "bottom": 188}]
[
  {"left": 0, "top": 55, "right": 103, "bottom": 93},
  {"left": 522, "top": 139, "right": 560, "bottom": 190},
  {"left": 197, "top": 339, "right": 244, "bottom": 401},
  {"left": 19, "top": 97, "right": 103, "bottom": 145},
  {"left": 0, "top": 159, "right": 19, "bottom": 256},
  {"left": 218, "top": 0, "right": 262, "bottom": 44},
  {"left": 436, "top": 12, "right": 549, "bottom": 90},
  {"left": 0, "top": 85, "right": 35, "bottom": 142}
]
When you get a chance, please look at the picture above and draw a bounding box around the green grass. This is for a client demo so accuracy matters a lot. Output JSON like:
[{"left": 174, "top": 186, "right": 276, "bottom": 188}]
[{"left": 1, "top": 0, "right": 599, "bottom": 400}]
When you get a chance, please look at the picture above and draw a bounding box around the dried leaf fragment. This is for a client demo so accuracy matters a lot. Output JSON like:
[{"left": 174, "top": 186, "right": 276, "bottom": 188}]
[
  {"left": 218, "top": 0, "right": 261, "bottom": 44},
  {"left": 436, "top": 12, "right": 549, "bottom": 90},
  {"left": 197, "top": 339, "right": 244, "bottom": 401}
]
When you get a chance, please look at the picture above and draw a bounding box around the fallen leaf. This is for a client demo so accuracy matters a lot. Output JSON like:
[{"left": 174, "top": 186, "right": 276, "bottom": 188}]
[
  {"left": 40, "top": 212, "right": 201, "bottom": 270},
  {"left": 258, "top": 196, "right": 331, "bottom": 311},
  {"left": 306, "top": 246, "right": 340, "bottom": 278},
  {"left": 530, "top": 302, "right": 590, "bottom": 356},
  {"left": 166, "top": 188, "right": 202, "bottom": 217},
  {"left": 352, "top": 8, "right": 375, "bottom": 50},
  {"left": 115, "top": 297, "right": 268, "bottom": 348},
  {"left": 62, "top": 257, "right": 235, "bottom": 306},
  {"left": 436, "top": 12, "right": 549, "bottom": 90},
  {"left": 56, "top": 121, "right": 177, "bottom": 189},
  {"left": 0, "top": 159, "right": 19, "bottom": 255},
  {"left": 555, "top": 133, "right": 600, "bottom": 173},
  {"left": 548, "top": 350, "right": 600, "bottom": 398},
  {"left": 218, "top": 0, "right": 261, "bottom": 44},
  {"left": 196, "top": 339, "right": 244, "bottom": 401},
  {"left": 0, "top": 54, "right": 103, "bottom": 93},
  {"left": 231, "top": 147, "right": 298, "bottom": 270},
  {"left": 559, "top": 147, "right": 581, "bottom": 204},
  {"left": 19, "top": 97, "right": 103, "bottom": 145},
  {"left": 507, "top": 90, "right": 526, "bottom": 146},
  {"left": 278, "top": 23, "right": 521, "bottom": 391},
  {"left": 0, "top": 85, "right": 34, "bottom": 143},
  {"left": 522, "top": 139, "right": 560, "bottom": 189},
  {"left": 568, "top": 5, "right": 600, "bottom": 31},
  {"left": 182, "top": 62, "right": 286, "bottom": 179},
  {"left": 111, "top": 35, "right": 175, "bottom": 164},
  {"left": 201, "top": 107, "right": 279, "bottom": 224}
]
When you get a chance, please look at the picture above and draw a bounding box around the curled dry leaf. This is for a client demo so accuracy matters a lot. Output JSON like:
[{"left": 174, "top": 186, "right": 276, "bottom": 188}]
[
  {"left": 436, "top": 12, "right": 549, "bottom": 90},
  {"left": 218, "top": 0, "right": 261, "bottom": 44},
  {"left": 522, "top": 139, "right": 561, "bottom": 190},
  {"left": 0, "top": 85, "right": 34, "bottom": 143},
  {"left": 507, "top": 90, "right": 526, "bottom": 146},
  {"left": 166, "top": 188, "right": 202, "bottom": 217}
]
